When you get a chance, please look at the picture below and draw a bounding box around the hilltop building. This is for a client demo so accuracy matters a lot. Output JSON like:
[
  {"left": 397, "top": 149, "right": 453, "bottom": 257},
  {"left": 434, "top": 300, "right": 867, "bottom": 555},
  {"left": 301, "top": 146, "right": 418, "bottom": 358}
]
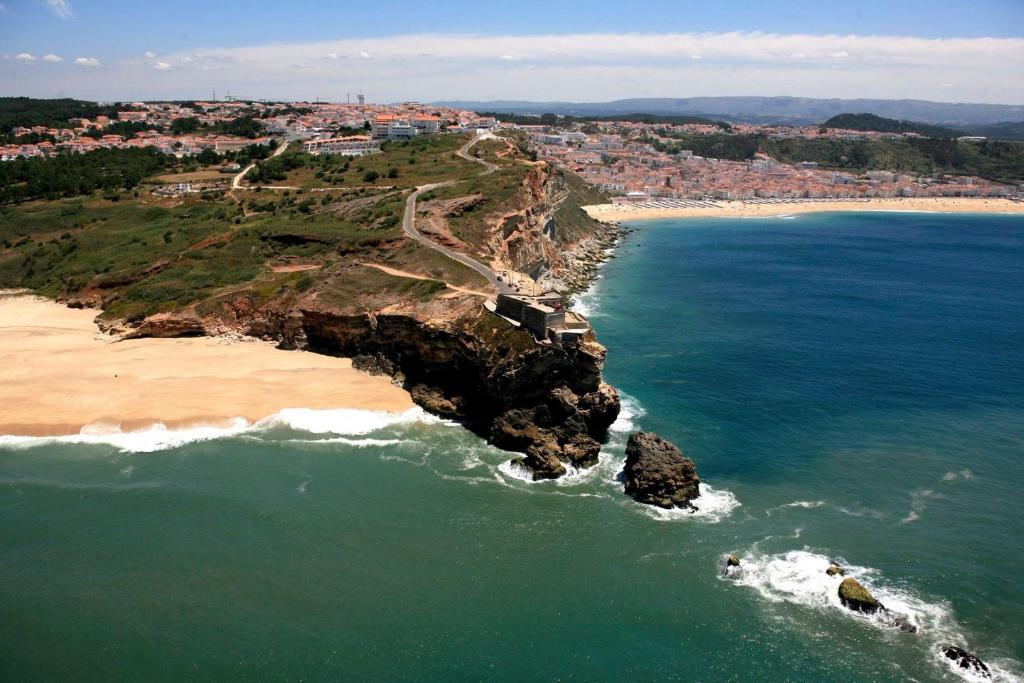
[{"left": 303, "top": 135, "right": 381, "bottom": 156}]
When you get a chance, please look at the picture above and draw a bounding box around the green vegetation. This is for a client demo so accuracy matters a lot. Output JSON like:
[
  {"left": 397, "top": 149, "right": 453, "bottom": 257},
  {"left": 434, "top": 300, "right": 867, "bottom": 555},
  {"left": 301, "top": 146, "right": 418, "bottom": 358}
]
[
  {"left": 244, "top": 135, "right": 478, "bottom": 189},
  {"left": 821, "top": 113, "right": 961, "bottom": 139},
  {"left": 0, "top": 97, "right": 122, "bottom": 134},
  {"left": 552, "top": 169, "right": 608, "bottom": 243},
  {"left": 0, "top": 147, "right": 173, "bottom": 204},
  {"left": 651, "top": 131, "right": 1024, "bottom": 183}
]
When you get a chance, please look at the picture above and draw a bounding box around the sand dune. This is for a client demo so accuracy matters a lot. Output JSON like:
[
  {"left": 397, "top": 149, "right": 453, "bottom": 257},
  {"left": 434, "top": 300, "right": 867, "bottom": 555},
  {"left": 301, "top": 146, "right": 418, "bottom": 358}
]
[{"left": 0, "top": 292, "right": 413, "bottom": 436}]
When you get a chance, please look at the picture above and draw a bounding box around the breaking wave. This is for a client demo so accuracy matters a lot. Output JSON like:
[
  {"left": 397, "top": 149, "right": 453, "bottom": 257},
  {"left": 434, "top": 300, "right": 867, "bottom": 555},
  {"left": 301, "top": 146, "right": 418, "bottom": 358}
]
[
  {"left": 723, "top": 548, "right": 1022, "bottom": 682},
  {"left": 0, "top": 407, "right": 442, "bottom": 453},
  {"left": 628, "top": 483, "right": 740, "bottom": 523}
]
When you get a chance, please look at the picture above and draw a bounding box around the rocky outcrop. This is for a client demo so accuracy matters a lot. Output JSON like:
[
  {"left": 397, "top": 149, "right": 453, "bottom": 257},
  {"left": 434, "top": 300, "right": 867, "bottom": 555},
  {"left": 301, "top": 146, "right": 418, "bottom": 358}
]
[
  {"left": 257, "top": 298, "right": 619, "bottom": 477},
  {"left": 838, "top": 577, "right": 881, "bottom": 614},
  {"left": 826, "top": 564, "right": 845, "bottom": 577},
  {"left": 623, "top": 432, "right": 701, "bottom": 509},
  {"left": 943, "top": 646, "right": 990, "bottom": 677}
]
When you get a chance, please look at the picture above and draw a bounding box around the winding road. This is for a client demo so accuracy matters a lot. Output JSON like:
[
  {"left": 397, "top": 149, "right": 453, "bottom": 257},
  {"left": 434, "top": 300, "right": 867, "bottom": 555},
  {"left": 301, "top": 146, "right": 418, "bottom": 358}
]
[
  {"left": 402, "top": 133, "right": 515, "bottom": 293},
  {"left": 232, "top": 137, "right": 290, "bottom": 190}
]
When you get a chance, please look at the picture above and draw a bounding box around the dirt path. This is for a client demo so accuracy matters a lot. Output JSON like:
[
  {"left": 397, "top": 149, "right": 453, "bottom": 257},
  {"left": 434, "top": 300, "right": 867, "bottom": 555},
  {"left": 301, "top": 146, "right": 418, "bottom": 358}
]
[{"left": 361, "top": 263, "right": 490, "bottom": 297}]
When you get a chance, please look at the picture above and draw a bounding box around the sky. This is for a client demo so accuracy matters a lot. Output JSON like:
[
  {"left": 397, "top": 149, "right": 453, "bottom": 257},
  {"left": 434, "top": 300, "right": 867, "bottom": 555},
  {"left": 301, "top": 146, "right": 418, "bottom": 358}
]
[{"left": 1, "top": 0, "right": 1023, "bottom": 104}]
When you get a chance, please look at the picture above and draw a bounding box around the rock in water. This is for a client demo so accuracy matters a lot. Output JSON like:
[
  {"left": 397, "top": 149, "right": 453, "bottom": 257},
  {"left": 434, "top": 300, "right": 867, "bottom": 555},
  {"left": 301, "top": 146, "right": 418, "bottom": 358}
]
[
  {"left": 838, "top": 577, "right": 882, "bottom": 614},
  {"left": 623, "top": 432, "right": 700, "bottom": 509},
  {"left": 826, "top": 564, "right": 845, "bottom": 576},
  {"left": 943, "top": 646, "right": 991, "bottom": 677},
  {"left": 726, "top": 555, "right": 741, "bottom": 568}
]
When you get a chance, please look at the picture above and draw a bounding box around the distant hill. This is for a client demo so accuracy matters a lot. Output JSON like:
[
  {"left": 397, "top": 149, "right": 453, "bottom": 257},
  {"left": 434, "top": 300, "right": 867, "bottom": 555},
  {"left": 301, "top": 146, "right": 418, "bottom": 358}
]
[
  {"left": 477, "top": 111, "right": 728, "bottom": 128},
  {"left": 949, "top": 121, "right": 1024, "bottom": 142},
  {"left": 821, "top": 113, "right": 962, "bottom": 138},
  {"left": 436, "top": 96, "right": 1024, "bottom": 127}
]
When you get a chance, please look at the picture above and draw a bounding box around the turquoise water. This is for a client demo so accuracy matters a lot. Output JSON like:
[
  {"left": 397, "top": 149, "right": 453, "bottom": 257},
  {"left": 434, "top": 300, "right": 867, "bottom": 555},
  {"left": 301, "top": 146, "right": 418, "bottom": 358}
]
[{"left": 3, "top": 212, "right": 1023, "bottom": 681}]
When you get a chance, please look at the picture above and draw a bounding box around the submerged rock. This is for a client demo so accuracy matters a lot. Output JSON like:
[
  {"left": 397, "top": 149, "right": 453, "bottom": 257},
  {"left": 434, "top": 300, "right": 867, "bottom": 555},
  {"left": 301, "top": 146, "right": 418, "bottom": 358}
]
[
  {"left": 838, "top": 577, "right": 881, "bottom": 614},
  {"left": 826, "top": 564, "right": 846, "bottom": 577},
  {"left": 943, "top": 646, "right": 990, "bottom": 677},
  {"left": 623, "top": 432, "right": 701, "bottom": 509}
]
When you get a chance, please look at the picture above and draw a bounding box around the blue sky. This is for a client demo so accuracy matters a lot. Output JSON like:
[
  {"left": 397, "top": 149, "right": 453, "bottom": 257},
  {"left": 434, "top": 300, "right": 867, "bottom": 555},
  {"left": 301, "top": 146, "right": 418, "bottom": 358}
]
[{"left": 1, "top": 0, "right": 1023, "bottom": 102}]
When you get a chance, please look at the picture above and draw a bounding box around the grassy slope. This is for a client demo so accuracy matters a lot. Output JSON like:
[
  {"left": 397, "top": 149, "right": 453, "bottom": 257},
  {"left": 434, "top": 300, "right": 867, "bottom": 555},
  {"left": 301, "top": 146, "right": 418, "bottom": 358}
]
[{"left": 0, "top": 135, "right": 498, "bottom": 321}]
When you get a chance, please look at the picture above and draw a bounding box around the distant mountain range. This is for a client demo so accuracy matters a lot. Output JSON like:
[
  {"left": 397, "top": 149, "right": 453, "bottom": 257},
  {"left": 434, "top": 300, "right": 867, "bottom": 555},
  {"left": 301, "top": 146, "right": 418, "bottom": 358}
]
[{"left": 436, "top": 97, "right": 1024, "bottom": 127}]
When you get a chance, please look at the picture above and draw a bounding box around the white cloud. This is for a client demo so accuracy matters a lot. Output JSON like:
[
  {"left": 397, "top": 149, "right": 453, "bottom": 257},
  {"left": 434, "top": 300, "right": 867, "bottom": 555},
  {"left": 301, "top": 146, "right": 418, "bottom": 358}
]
[
  {"left": 16, "top": 53, "right": 37, "bottom": 61},
  {"left": 5, "top": 31, "right": 1023, "bottom": 104},
  {"left": 144, "top": 51, "right": 156, "bottom": 58},
  {"left": 154, "top": 61, "right": 171, "bottom": 70},
  {"left": 44, "top": 0, "right": 72, "bottom": 19},
  {"left": 500, "top": 54, "right": 523, "bottom": 61},
  {"left": 42, "top": 53, "right": 63, "bottom": 62},
  {"left": 74, "top": 56, "right": 101, "bottom": 67},
  {"left": 690, "top": 54, "right": 703, "bottom": 60}
]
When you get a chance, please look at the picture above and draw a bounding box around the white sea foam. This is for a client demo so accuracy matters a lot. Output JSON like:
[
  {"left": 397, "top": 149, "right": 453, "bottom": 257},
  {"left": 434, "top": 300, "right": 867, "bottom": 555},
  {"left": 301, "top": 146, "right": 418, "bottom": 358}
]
[
  {"left": 608, "top": 392, "right": 646, "bottom": 435},
  {"left": 630, "top": 483, "right": 740, "bottom": 523},
  {"left": 767, "top": 500, "right": 827, "bottom": 515},
  {"left": 0, "top": 407, "right": 443, "bottom": 454},
  {"left": 0, "top": 419, "right": 252, "bottom": 453},
  {"left": 288, "top": 437, "right": 411, "bottom": 448},
  {"left": 943, "top": 469, "right": 975, "bottom": 482},
  {"left": 724, "top": 548, "right": 1023, "bottom": 682},
  {"left": 256, "top": 407, "right": 443, "bottom": 435}
]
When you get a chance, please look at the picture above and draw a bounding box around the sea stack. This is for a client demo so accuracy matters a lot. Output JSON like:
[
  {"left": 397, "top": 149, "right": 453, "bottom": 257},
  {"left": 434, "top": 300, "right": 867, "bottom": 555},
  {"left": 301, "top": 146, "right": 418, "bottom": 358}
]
[
  {"left": 838, "top": 577, "right": 881, "bottom": 614},
  {"left": 623, "top": 432, "right": 701, "bottom": 509}
]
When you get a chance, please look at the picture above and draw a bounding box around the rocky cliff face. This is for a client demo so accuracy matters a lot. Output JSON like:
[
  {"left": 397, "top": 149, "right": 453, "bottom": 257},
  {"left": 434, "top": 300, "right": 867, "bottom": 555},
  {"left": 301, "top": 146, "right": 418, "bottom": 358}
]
[
  {"left": 293, "top": 301, "right": 620, "bottom": 478},
  {"left": 123, "top": 291, "right": 620, "bottom": 478}
]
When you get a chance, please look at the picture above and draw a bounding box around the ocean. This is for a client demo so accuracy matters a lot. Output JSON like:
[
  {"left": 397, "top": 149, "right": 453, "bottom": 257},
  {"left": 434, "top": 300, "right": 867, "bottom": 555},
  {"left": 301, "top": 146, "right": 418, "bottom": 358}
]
[{"left": 2, "top": 211, "right": 1022, "bottom": 681}]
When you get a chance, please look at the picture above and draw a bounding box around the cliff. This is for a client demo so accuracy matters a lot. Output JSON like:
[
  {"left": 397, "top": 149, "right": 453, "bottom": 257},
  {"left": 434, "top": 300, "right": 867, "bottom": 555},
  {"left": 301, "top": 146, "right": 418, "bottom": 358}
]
[
  {"left": 122, "top": 290, "right": 620, "bottom": 479},
  {"left": 5, "top": 134, "right": 622, "bottom": 478}
]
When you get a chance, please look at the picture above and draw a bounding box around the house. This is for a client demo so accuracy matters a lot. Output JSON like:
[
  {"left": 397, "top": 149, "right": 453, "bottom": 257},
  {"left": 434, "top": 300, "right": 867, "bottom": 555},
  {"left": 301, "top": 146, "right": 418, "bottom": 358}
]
[{"left": 411, "top": 115, "right": 442, "bottom": 134}]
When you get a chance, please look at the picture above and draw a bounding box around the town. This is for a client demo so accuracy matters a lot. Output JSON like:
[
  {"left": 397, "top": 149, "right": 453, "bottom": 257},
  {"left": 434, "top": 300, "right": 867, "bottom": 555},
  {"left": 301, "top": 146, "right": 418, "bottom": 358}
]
[
  {"left": 524, "top": 118, "right": 1023, "bottom": 201},
  {"left": 0, "top": 98, "right": 498, "bottom": 162}
]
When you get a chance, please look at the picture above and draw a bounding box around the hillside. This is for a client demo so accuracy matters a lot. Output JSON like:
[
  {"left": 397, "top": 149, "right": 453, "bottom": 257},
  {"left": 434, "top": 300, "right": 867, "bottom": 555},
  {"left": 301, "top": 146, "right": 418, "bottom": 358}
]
[
  {"left": 821, "top": 113, "right": 961, "bottom": 138},
  {"left": 0, "top": 132, "right": 620, "bottom": 477},
  {"left": 649, "top": 130, "right": 1024, "bottom": 184}
]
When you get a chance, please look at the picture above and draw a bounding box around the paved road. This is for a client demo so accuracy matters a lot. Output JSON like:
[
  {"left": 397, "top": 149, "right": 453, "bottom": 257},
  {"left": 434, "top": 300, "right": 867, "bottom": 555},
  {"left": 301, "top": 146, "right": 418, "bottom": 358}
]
[{"left": 402, "top": 133, "right": 517, "bottom": 294}]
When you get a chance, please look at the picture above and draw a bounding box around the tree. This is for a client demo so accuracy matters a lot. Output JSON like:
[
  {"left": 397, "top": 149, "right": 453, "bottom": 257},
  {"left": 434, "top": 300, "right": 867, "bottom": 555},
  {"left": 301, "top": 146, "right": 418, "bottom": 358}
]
[
  {"left": 196, "top": 148, "right": 220, "bottom": 165},
  {"left": 362, "top": 169, "right": 380, "bottom": 182},
  {"left": 170, "top": 117, "right": 201, "bottom": 135}
]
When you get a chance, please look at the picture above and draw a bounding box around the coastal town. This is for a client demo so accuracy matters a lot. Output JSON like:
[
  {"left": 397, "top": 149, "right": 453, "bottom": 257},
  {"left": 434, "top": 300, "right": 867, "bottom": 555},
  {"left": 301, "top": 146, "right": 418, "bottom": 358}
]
[
  {"left": 523, "top": 119, "right": 1023, "bottom": 202},
  {"left": 0, "top": 98, "right": 498, "bottom": 161},
  {"left": 4, "top": 97, "right": 1024, "bottom": 208}
]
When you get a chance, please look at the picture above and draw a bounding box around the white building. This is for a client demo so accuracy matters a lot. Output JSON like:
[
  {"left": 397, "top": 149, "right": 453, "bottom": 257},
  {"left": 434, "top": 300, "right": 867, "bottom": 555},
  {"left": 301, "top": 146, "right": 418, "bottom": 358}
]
[
  {"left": 303, "top": 135, "right": 381, "bottom": 156},
  {"left": 411, "top": 116, "right": 442, "bottom": 134}
]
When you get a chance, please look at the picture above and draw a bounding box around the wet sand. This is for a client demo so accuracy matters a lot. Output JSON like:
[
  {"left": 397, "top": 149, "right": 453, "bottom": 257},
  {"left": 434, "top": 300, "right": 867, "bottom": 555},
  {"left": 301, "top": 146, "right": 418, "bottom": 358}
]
[
  {"left": 0, "top": 293, "right": 413, "bottom": 436},
  {"left": 584, "top": 197, "right": 1024, "bottom": 222}
]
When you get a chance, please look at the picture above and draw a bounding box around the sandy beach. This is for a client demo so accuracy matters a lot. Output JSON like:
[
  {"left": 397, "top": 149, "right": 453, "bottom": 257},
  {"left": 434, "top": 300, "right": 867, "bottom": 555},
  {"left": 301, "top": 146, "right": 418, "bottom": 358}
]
[
  {"left": 0, "top": 292, "right": 413, "bottom": 436},
  {"left": 584, "top": 197, "right": 1024, "bottom": 222}
]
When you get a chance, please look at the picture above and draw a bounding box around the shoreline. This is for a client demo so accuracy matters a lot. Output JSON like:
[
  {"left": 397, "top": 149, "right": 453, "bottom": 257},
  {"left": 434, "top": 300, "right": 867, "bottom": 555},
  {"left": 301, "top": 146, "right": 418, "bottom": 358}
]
[
  {"left": 0, "top": 292, "right": 414, "bottom": 438},
  {"left": 583, "top": 197, "right": 1024, "bottom": 222}
]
